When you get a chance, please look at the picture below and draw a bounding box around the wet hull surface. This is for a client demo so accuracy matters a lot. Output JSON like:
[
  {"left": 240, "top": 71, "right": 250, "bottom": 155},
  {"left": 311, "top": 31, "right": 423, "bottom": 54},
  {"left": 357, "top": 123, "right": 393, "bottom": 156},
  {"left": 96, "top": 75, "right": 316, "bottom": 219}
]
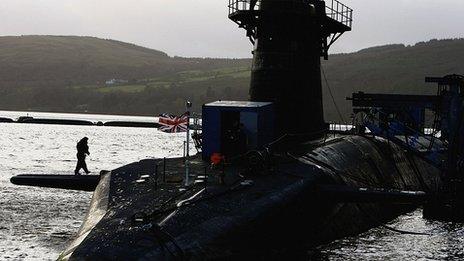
[{"left": 61, "top": 135, "right": 441, "bottom": 260}]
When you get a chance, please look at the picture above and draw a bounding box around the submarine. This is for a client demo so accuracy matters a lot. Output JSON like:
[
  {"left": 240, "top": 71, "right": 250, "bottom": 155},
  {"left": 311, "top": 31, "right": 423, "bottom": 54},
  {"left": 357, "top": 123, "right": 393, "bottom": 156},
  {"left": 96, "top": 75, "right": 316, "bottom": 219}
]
[{"left": 11, "top": 0, "right": 464, "bottom": 259}]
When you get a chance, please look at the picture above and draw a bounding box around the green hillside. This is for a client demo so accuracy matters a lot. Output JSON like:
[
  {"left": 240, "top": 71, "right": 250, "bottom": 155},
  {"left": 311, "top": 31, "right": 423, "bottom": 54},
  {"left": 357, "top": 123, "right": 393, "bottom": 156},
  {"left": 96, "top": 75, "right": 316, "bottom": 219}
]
[
  {"left": 1, "top": 36, "right": 464, "bottom": 119},
  {"left": 0, "top": 35, "right": 249, "bottom": 89}
]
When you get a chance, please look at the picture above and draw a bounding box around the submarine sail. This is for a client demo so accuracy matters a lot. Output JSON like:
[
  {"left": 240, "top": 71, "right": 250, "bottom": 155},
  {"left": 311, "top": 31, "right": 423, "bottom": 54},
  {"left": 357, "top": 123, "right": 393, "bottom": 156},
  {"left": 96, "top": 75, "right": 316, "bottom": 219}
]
[{"left": 230, "top": 0, "right": 352, "bottom": 135}]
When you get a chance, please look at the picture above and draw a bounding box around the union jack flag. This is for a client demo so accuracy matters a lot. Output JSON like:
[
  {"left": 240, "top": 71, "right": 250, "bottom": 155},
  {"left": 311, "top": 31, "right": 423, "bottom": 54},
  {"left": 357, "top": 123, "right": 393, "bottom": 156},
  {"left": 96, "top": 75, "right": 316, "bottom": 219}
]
[{"left": 158, "top": 112, "right": 189, "bottom": 133}]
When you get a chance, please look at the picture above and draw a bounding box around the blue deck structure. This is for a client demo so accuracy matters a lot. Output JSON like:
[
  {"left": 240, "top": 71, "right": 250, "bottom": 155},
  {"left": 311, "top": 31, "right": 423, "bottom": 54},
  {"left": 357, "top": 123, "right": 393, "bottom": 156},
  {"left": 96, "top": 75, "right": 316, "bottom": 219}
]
[{"left": 202, "top": 101, "right": 274, "bottom": 160}]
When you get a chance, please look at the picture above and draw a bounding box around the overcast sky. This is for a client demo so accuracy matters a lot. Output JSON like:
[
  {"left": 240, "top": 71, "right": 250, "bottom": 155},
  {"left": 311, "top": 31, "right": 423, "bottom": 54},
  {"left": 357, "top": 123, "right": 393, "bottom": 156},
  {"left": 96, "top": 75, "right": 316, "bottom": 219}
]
[{"left": 1, "top": 0, "right": 463, "bottom": 58}]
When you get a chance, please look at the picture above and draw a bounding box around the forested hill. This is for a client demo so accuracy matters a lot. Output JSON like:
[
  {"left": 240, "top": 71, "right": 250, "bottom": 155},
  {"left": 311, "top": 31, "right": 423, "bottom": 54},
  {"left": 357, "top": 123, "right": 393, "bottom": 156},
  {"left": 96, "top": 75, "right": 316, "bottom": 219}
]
[
  {"left": 0, "top": 35, "right": 249, "bottom": 89},
  {"left": 0, "top": 36, "right": 463, "bottom": 120}
]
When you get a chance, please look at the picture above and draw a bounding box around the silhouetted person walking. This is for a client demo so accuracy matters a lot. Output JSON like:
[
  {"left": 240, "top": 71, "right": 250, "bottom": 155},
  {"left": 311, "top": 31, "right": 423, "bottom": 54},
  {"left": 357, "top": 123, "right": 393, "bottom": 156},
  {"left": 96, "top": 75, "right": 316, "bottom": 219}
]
[{"left": 75, "top": 137, "right": 90, "bottom": 175}]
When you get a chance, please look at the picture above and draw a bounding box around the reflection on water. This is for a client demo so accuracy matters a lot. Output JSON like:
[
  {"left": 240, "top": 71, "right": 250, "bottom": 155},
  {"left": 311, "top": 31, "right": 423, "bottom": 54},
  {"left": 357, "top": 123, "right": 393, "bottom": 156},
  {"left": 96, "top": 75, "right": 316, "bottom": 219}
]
[
  {"left": 320, "top": 209, "right": 464, "bottom": 260},
  {"left": 1, "top": 111, "right": 463, "bottom": 260},
  {"left": 0, "top": 112, "right": 190, "bottom": 260}
]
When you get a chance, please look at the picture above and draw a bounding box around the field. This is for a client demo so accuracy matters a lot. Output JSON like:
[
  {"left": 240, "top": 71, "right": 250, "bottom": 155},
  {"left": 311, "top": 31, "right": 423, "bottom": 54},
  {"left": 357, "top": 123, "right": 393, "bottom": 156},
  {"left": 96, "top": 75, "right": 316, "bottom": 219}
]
[{"left": 71, "top": 66, "right": 252, "bottom": 94}]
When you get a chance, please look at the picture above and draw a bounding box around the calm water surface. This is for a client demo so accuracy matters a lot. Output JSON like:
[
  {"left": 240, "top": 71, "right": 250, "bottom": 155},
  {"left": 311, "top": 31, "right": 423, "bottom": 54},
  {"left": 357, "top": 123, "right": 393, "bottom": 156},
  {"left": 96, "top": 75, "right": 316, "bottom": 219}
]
[{"left": 0, "top": 111, "right": 463, "bottom": 260}]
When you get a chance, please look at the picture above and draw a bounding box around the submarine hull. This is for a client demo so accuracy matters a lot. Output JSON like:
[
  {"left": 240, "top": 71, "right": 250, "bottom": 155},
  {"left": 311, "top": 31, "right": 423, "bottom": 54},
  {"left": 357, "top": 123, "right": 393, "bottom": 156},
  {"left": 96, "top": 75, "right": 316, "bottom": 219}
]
[{"left": 60, "top": 135, "right": 440, "bottom": 260}]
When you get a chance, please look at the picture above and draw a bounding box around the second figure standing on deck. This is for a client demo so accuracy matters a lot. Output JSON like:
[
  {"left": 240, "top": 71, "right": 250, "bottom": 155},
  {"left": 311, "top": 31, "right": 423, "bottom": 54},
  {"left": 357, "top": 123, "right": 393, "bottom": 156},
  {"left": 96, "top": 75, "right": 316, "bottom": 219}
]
[{"left": 75, "top": 137, "right": 90, "bottom": 175}]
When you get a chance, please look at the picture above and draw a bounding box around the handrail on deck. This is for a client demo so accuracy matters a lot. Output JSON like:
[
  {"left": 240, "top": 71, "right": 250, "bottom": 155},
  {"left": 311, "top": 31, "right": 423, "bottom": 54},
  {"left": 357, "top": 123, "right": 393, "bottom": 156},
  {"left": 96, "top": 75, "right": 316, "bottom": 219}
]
[{"left": 329, "top": 123, "right": 353, "bottom": 132}]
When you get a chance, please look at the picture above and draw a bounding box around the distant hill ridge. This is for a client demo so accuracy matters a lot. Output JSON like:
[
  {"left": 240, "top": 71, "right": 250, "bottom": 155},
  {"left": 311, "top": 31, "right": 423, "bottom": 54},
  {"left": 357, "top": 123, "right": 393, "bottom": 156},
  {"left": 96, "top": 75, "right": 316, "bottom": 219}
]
[
  {"left": 0, "top": 36, "right": 464, "bottom": 119},
  {"left": 0, "top": 35, "right": 249, "bottom": 88}
]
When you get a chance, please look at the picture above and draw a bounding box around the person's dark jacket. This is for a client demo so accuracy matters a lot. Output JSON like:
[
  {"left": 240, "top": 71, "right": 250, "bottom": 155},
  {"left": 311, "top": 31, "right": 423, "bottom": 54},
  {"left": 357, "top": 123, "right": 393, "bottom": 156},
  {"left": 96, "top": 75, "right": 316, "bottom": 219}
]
[{"left": 76, "top": 139, "right": 90, "bottom": 157}]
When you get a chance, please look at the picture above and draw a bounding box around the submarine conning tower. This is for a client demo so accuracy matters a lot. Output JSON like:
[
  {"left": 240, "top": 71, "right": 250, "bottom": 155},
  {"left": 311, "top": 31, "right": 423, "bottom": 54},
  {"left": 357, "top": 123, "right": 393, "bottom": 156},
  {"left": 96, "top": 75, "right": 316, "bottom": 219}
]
[{"left": 229, "top": 0, "right": 352, "bottom": 136}]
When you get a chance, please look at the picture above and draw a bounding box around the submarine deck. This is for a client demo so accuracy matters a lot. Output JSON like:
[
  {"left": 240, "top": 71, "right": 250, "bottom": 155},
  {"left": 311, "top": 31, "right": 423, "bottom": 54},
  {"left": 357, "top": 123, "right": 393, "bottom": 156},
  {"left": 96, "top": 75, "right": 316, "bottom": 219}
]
[{"left": 61, "top": 135, "right": 442, "bottom": 260}]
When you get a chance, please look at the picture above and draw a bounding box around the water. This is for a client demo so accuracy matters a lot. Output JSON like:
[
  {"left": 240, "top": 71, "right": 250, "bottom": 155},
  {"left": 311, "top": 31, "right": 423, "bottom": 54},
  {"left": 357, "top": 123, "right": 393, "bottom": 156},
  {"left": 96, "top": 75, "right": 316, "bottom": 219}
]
[
  {"left": 0, "top": 111, "right": 463, "bottom": 260},
  {"left": 320, "top": 210, "right": 464, "bottom": 260},
  {"left": 0, "top": 111, "right": 189, "bottom": 260}
]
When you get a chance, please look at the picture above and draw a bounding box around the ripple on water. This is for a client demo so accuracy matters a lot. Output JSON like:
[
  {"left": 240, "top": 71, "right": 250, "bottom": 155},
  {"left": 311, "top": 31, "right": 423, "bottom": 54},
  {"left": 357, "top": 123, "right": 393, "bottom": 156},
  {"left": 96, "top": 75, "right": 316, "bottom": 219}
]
[
  {"left": 1, "top": 115, "right": 191, "bottom": 260},
  {"left": 319, "top": 208, "right": 464, "bottom": 260}
]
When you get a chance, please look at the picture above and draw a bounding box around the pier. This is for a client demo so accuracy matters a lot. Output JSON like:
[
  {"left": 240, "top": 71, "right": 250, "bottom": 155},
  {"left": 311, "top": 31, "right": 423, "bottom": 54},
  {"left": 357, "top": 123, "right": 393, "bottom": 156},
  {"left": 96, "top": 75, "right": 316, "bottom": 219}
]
[{"left": 0, "top": 116, "right": 161, "bottom": 128}]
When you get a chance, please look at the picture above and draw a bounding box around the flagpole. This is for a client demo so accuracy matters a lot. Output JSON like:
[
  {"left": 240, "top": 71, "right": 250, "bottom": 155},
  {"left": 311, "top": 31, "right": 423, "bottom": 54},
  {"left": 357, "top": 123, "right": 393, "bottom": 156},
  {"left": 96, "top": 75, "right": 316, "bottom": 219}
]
[{"left": 185, "top": 101, "right": 192, "bottom": 186}]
